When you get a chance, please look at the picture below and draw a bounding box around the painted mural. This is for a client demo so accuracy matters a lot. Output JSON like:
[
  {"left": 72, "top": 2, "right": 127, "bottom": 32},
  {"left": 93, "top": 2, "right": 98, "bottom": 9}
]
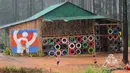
[{"left": 11, "top": 30, "right": 38, "bottom": 54}]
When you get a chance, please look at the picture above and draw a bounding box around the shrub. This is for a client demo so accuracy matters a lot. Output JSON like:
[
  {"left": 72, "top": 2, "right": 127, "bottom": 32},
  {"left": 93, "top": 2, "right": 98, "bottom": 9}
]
[
  {"left": 3, "top": 48, "right": 11, "bottom": 55},
  {"left": 0, "top": 43, "right": 6, "bottom": 50},
  {"left": 85, "top": 66, "right": 101, "bottom": 73},
  {"left": 36, "top": 51, "right": 44, "bottom": 57},
  {"left": 0, "top": 66, "right": 44, "bottom": 73},
  {"left": 11, "top": 53, "right": 21, "bottom": 57}
]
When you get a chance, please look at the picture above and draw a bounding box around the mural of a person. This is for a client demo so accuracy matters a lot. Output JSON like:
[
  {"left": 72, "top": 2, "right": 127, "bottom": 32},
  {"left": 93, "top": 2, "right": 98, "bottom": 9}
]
[{"left": 13, "top": 30, "right": 37, "bottom": 53}]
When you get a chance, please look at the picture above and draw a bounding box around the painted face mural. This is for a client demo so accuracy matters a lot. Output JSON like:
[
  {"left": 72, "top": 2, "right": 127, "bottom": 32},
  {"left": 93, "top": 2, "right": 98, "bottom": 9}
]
[{"left": 11, "top": 30, "right": 38, "bottom": 54}]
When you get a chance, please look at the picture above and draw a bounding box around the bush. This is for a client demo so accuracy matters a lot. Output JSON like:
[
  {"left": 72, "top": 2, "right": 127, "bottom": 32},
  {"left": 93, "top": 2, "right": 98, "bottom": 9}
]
[
  {"left": 0, "top": 66, "right": 44, "bottom": 73},
  {"left": 3, "top": 48, "right": 11, "bottom": 55},
  {"left": 84, "top": 66, "right": 110, "bottom": 73},
  {"left": 85, "top": 66, "right": 101, "bottom": 73},
  {"left": 11, "top": 53, "right": 21, "bottom": 57},
  {"left": 0, "top": 43, "right": 6, "bottom": 50},
  {"left": 27, "top": 51, "right": 44, "bottom": 57},
  {"left": 36, "top": 51, "right": 44, "bottom": 57}
]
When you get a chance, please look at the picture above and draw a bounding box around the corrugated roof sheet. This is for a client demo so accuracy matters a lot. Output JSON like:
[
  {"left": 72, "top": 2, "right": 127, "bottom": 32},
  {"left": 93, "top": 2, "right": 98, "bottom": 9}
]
[{"left": 44, "top": 15, "right": 105, "bottom": 22}]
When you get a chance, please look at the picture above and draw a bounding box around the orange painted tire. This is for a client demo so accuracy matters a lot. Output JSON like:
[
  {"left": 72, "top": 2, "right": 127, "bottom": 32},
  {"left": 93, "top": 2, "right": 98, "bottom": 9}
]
[{"left": 55, "top": 50, "right": 62, "bottom": 57}]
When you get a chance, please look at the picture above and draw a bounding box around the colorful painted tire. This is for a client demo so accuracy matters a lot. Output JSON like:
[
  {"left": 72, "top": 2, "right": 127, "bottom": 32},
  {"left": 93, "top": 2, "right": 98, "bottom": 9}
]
[
  {"left": 88, "top": 35, "right": 94, "bottom": 41},
  {"left": 118, "top": 42, "right": 122, "bottom": 46},
  {"left": 69, "top": 37, "right": 76, "bottom": 43},
  {"left": 50, "top": 46, "right": 55, "bottom": 50},
  {"left": 113, "top": 28, "right": 118, "bottom": 35},
  {"left": 76, "top": 43, "right": 82, "bottom": 49},
  {"left": 88, "top": 41, "right": 94, "bottom": 47},
  {"left": 88, "top": 48, "right": 94, "bottom": 54},
  {"left": 96, "top": 29, "right": 100, "bottom": 34},
  {"left": 48, "top": 38, "right": 54, "bottom": 45},
  {"left": 108, "top": 46, "right": 114, "bottom": 52},
  {"left": 120, "top": 47, "right": 123, "bottom": 52},
  {"left": 69, "top": 43, "right": 75, "bottom": 49},
  {"left": 108, "top": 35, "right": 113, "bottom": 40},
  {"left": 55, "top": 38, "right": 61, "bottom": 44},
  {"left": 118, "top": 32, "right": 122, "bottom": 37},
  {"left": 61, "top": 37, "right": 68, "bottom": 44},
  {"left": 48, "top": 50, "right": 55, "bottom": 56},
  {"left": 114, "top": 46, "right": 118, "bottom": 52},
  {"left": 108, "top": 28, "right": 113, "bottom": 34},
  {"left": 76, "top": 49, "right": 81, "bottom": 55},
  {"left": 107, "top": 25, "right": 112, "bottom": 28},
  {"left": 96, "top": 41, "right": 100, "bottom": 46},
  {"left": 62, "top": 50, "right": 68, "bottom": 56},
  {"left": 81, "top": 49, "right": 88, "bottom": 54},
  {"left": 113, "top": 35, "right": 118, "bottom": 40},
  {"left": 69, "top": 49, "right": 76, "bottom": 55},
  {"left": 76, "top": 36, "right": 82, "bottom": 42},
  {"left": 55, "top": 50, "right": 62, "bottom": 57},
  {"left": 82, "top": 36, "right": 88, "bottom": 42},
  {"left": 61, "top": 44, "right": 68, "bottom": 49},
  {"left": 109, "top": 41, "right": 113, "bottom": 45},
  {"left": 43, "top": 39, "right": 48, "bottom": 45},
  {"left": 96, "top": 36, "right": 100, "bottom": 41},
  {"left": 95, "top": 46, "right": 101, "bottom": 52},
  {"left": 54, "top": 44, "right": 61, "bottom": 50},
  {"left": 82, "top": 42, "right": 88, "bottom": 48},
  {"left": 114, "top": 40, "right": 118, "bottom": 45}
]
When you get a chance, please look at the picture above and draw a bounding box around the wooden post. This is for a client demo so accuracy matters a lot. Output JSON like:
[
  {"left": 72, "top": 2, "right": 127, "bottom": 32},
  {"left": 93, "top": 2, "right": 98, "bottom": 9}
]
[{"left": 122, "top": 0, "right": 128, "bottom": 64}]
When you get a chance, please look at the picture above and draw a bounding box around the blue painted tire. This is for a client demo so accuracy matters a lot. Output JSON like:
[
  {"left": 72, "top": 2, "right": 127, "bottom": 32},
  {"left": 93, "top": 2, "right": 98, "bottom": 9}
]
[
  {"left": 48, "top": 50, "right": 55, "bottom": 56},
  {"left": 113, "top": 28, "right": 118, "bottom": 35},
  {"left": 62, "top": 50, "right": 68, "bottom": 56}
]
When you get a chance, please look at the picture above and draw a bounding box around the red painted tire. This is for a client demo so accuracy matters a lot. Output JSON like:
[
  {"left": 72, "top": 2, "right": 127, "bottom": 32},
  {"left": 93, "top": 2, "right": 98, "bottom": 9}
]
[
  {"left": 76, "top": 36, "right": 82, "bottom": 42},
  {"left": 88, "top": 41, "right": 94, "bottom": 47},
  {"left": 113, "top": 35, "right": 118, "bottom": 40},
  {"left": 55, "top": 38, "right": 61, "bottom": 44},
  {"left": 69, "top": 49, "right": 76, "bottom": 55}
]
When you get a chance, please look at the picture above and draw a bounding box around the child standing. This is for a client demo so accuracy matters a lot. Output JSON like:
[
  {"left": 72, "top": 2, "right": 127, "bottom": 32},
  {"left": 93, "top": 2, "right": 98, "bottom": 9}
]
[{"left": 56, "top": 56, "right": 60, "bottom": 65}]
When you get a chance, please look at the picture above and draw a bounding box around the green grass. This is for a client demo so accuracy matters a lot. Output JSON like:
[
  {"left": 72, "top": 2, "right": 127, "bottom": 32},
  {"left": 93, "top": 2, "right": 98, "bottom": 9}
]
[{"left": 129, "top": 41, "right": 130, "bottom": 47}]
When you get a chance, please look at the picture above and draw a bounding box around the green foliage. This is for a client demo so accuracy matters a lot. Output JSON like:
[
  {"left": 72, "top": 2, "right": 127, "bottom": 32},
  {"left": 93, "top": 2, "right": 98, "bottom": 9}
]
[
  {"left": 11, "top": 53, "right": 21, "bottom": 57},
  {"left": 0, "top": 43, "right": 6, "bottom": 49},
  {"left": 102, "top": 68, "right": 110, "bottom": 73},
  {"left": 36, "top": 51, "right": 44, "bottom": 57},
  {"left": 84, "top": 66, "right": 110, "bottom": 73},
  {"left": 27, "top": 51, "right": 44, "bottom": 57},
  {"left": 128, "top": 41, "right": 130, "bottom": 47},
  {"left": 3, "top": 48, "right": 11, "bottom": 55},
  {"left": 0, "top": 66, "right": 44, "bottom": 73}
]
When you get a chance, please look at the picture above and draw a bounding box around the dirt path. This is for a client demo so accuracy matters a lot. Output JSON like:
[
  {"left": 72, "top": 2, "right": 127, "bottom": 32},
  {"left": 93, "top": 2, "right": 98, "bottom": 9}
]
[
  {"left": 0, "top": 52, "right": 128, "bottom": 73},
  {"left": 0, "top": 50, "right": 130, "bottom": 73}
]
